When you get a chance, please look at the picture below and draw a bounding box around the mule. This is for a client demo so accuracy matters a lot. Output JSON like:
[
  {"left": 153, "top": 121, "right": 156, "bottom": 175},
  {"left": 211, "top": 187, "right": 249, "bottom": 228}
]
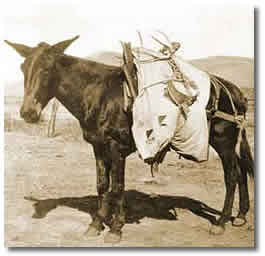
[{"left": 5, "top": 36, "right": 254, "bottom": 243}]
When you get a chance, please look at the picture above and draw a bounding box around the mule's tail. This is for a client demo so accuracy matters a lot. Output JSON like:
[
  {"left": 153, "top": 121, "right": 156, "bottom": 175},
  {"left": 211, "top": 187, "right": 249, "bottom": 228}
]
[{"left": 238, "top": 128, "right": 254, "bottom": 178}]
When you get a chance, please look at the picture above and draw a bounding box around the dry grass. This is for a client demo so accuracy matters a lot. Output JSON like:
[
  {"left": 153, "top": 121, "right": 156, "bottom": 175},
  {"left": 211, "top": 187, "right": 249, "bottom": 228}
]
[{"left": 4, "top": 118, "right": 82, "bottom": 142}]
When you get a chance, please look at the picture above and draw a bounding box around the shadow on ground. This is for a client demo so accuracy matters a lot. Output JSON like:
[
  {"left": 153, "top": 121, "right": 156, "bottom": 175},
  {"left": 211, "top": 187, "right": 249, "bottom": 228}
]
[{"left": 24, "top": 190, "right": 232, "bottom": 226}]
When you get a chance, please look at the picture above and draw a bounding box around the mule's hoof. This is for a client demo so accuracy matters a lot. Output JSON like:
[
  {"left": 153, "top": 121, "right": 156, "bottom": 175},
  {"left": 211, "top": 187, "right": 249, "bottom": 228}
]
[
  {"left": 209, "top": 225, "right": 225, "bottom": 235},
  {"left": 104, "top": 231, "right": 121, "bottom": 244},
  {"left": 84, "top": 226, "right": 101, "bottom": 238},
  {"left": 232, "top": 217, "right": 247, "bottom": 227}
]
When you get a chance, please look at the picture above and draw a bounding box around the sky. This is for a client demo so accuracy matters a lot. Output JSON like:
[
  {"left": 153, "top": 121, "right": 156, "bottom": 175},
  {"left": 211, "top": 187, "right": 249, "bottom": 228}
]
[{"left": 1, "top": 0, "right": 254, "bottom": 84}]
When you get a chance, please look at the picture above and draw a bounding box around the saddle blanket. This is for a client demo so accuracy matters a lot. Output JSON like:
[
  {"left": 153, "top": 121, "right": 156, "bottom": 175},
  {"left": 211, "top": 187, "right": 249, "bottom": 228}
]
[{"left": 131, "top": 48, "right": 211, "bottom": 162}]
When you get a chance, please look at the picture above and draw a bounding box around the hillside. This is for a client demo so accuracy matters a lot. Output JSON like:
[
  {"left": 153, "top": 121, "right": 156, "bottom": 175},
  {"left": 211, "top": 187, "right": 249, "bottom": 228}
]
[
  {"left": 90, "top": 53, "right": 254, "bottom": 88},
  {"left": 190, "top": 56, "right": 254, "bottom": 88},
  {"left": 91, "top": 53, "right": 254, "bottom": 88}
]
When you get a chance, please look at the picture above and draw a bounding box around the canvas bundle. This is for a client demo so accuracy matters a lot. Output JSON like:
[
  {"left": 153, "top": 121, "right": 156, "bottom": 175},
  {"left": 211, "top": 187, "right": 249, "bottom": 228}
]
[{"left": 131, "top": 48, "right": 211, "bottom": 162}]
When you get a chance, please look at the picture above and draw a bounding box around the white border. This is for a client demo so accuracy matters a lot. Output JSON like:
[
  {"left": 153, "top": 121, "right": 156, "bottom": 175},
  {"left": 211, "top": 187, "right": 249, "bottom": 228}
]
[{"left": 0, "top": 0, "right": 262, "bottom": 255}]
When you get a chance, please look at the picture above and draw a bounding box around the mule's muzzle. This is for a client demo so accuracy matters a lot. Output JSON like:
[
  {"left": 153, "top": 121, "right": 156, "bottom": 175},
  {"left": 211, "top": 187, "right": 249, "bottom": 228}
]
[{"left": 20, "top": 107, "right": 40, "bottom": 123}]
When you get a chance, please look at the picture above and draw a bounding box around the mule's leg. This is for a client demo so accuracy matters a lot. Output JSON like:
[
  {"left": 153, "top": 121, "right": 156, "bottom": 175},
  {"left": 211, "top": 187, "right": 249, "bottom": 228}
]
[
  {"left": 85, "top": 144, "right": 110, "bottom": 237},
  {"left": 234, "top": 129, "right": 254, "bottom": 226},
  {"left": 233, "top": 155, "right": 249, "bottom": 226},
  {"left": 210, "top": 149, "right": 239, "bottom": 235},
  {"left": 104, "top": 142, "right": 126, "bottom": 244},
  {"left": 209, "top": 121, "right": 240, "bottom": 235}
]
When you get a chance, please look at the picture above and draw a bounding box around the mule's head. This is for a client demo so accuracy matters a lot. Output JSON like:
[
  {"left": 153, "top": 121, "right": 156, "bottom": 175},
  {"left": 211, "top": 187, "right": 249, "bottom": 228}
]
[{"left": 5, "top": 36, "right": 79, "bottom": 123}]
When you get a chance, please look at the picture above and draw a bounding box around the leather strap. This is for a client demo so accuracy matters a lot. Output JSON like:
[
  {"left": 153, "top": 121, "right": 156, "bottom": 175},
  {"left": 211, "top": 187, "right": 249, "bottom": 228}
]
[{"left": 207, "top": 74, "right": 245, "bottom": 126}]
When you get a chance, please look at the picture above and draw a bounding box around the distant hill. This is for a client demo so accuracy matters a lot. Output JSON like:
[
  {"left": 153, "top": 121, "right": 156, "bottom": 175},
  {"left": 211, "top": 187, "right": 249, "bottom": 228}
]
[
  {"left": 90, "top": 52, "right": 254, "bottom": 88},
  {"left": 190, "top": 56, "right": 254, "bottom": 88},
  {"left": 4, "top": 54, "right": 253, "bottom": 97}
]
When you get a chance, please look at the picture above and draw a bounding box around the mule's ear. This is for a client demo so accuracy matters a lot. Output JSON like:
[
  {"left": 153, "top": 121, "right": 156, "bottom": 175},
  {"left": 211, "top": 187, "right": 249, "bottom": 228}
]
[
  {"left": 51, "top": 35, "right": 80, "bottom": 53},
  {"left": 4, "top": 40, "right": 34, "bottom": 58}
]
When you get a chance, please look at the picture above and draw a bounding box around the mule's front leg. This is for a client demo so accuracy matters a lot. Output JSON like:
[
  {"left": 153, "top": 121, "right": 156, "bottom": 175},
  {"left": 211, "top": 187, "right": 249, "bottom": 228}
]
[
  {"left": 85, "top": 144, "right": 110, "bottom": 237},
  {"left": 104, "top": 144, "right": 126, "bottom": 244}
]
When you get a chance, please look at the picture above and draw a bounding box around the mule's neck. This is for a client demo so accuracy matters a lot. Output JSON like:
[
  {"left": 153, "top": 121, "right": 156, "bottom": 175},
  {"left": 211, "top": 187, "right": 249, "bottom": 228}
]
[
  {"left": 52, "top": 57, "right": 90, "bottom": 122},
  {"left": 52, "top": 55, "right": 122, "bottom": 122},
  {"left": 54, "top": 84, "right": 84, "bottom": 122}
]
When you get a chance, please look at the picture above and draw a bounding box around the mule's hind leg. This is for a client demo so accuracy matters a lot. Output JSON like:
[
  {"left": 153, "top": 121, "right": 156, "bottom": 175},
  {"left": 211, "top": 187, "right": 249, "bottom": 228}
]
[
  {"left": 210, "top": 150, "right": 239, "bottom": 234},
  {"left": 85, "top": 144, "right": 110, "bottom": 237},
  {"left": 210, "top": 123, "right": 239, "bottom": 235},
  {"left": 234, "top": 129, "right": 254, "bottom": 226},
  {"left": 233, "top": 155, "right": 249, "bottom": 226}
]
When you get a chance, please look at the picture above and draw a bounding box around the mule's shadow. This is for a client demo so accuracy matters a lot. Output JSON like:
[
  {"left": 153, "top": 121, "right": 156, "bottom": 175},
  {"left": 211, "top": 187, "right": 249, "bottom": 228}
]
[{"left": 25, "top": 190, "right": 230, "bottom": 226}]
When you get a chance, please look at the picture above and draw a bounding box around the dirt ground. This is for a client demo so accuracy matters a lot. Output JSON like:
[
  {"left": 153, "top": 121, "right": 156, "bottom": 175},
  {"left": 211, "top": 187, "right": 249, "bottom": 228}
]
[{"left": 4, "top": 123, "right": 254, "bottom": 247}]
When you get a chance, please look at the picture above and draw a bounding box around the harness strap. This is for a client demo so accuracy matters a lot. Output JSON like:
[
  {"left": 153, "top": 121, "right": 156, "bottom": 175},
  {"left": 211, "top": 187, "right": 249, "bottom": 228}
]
[
  {"left": 210, "top": 75, "right": 238, "bottom": 115},
  {"left": 123, "top": 63, "right": 137, "bottom": 99},
  {"left": 213, "top": 110, "right": 245, "bottom": 125},
  {"left": 207, "top": 75, "right": 245, "bottom": 158},
  {"left": 207, "top": 74, "right": 245, "bottom": 124},
  {"left": 121, "top": 42, "right": 138, "bottom": 101},
  {"left": 210, "top": 77, "right": 221, "bottom": 112},
  {"left": 123, "top": 81, "right": 133, "bottom": 112}
]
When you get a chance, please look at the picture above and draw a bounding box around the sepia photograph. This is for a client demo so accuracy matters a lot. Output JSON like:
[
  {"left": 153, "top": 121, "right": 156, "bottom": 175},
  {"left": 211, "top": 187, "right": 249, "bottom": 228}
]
[{"left": 2, "top": 0, "right": 255, "bottom": 248}]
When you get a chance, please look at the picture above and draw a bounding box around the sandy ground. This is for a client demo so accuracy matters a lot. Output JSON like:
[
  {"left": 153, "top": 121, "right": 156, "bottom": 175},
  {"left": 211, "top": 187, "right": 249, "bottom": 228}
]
[{"left": 4, "top": 126, "right": 254, "bottom": 247}]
